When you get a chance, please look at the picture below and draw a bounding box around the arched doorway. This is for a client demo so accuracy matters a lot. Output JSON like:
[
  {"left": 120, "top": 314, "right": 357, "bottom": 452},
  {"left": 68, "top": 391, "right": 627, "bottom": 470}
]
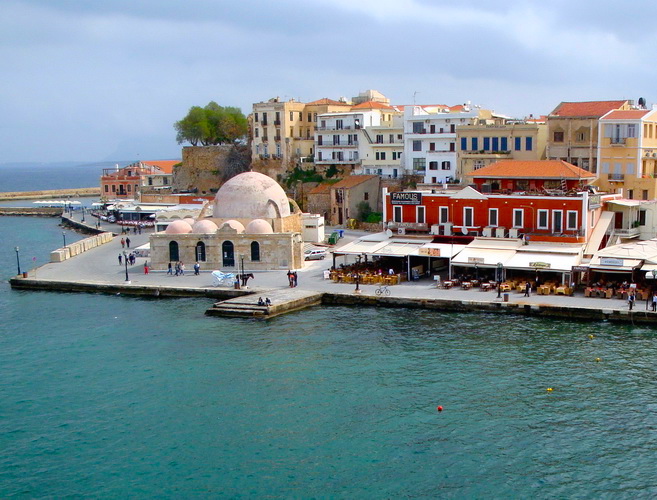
[
  {"left": 169, "top": 241, "right": 179, "bottom": 262},
  {"left": 222, "top": 241, "right": 235, "bottom": 267},
  {"left": 196, "top": 241, "right": 206, "bottom": 262},
  {"left": 251, "top": 241, "right": 260, "bottom": 262}
]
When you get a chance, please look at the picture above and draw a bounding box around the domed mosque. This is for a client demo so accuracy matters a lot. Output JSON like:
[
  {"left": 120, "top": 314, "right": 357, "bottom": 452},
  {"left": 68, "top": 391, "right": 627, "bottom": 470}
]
[{"left": 149, "top": 172, "right": 304, "bottom": 271}]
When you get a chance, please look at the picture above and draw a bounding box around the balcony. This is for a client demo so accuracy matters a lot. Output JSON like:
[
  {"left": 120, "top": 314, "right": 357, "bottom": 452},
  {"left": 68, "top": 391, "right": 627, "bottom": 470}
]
[
  {"left": 608, "top": 173, "right": 625, "bottom": 181},
  {"left": 614, "top": 227, "right": 641, "bottom": 238},
  {"left": 262, "top": 136, "right": 268, "bottom": 142},
  {"left": 274, "top": 136, "right": 281, "bottom": 142},
  {"left": 274, "top": 120, "right": 281, "bottom": 125},
  {"left": 262, "top": 120, "right": 268, "bottom": 126},
  {"left": 315, "top": 158, "right": 362, "bottom": 165},
  {"left": 610, "top": 137, "right": 627, "bottom": 145}
]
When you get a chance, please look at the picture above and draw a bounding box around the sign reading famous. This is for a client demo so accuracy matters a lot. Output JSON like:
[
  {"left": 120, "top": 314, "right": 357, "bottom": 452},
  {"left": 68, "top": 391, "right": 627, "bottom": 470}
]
[{"left": 391, "top": 192, "right": 422, "bottom": 205}]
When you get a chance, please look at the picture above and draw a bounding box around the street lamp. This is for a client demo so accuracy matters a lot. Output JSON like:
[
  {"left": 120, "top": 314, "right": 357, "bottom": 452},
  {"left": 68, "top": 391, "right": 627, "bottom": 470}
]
[
  {"left": 81, "top": 208, "right": 85, "bottom": 222},
  {"left": 62, "top": 232, "right": 67, "bottom": 248},
  {"left": 15, "top": 246, "right": 21, "bottom": 276},
  {"left": 497, "top": 262, "right": 503, "bottom": 298},
  {"left": 123, "top": 251, "right": 129, "bottom": 282}
]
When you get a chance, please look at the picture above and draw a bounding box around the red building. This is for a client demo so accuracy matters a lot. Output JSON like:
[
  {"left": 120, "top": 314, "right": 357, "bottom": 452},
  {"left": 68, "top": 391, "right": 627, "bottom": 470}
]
[
  {"left": 384, "top": 161, "right": 602, "bottom": 244},
  {"left": 101, "top": 160, "right": 177, "bottom": 200}
]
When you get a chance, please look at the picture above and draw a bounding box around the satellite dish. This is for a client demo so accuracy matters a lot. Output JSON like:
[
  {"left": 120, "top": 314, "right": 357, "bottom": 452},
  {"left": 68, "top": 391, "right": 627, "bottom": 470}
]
[
  {"left": 385, "top": 229, "right": 393, "bottom": 237},
  {"left": 461, "top": 227, "right": 468, "bottom": 235}
]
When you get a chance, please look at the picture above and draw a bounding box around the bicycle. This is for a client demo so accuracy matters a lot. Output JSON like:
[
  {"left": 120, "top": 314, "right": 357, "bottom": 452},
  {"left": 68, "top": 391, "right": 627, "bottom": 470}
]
[{"left": 375, "top": 284, "right": 391, "bottom": 296}]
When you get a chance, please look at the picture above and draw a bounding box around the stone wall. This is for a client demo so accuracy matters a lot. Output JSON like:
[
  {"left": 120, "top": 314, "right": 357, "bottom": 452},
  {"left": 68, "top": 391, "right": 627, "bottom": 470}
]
[
  {"left": 50, "top": 232, "right": 114, "bottom": 262},
  {"left": 175, "top": 146, "right": 230, "bottom": 194},
  {"left": 0, "top": 188, "right": 100, "bottom": 201}
]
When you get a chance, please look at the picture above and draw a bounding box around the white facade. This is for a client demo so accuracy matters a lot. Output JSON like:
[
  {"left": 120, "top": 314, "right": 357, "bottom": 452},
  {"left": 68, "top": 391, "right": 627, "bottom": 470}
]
[
  {"left": 356, "top": 113, "right": 405, "bottom": 179},
  {"left": 315, "top": 111, "right": 380, "bottom": 170},
  {"left": 404, "top": 105, "right": 484, "bottom": 184}
]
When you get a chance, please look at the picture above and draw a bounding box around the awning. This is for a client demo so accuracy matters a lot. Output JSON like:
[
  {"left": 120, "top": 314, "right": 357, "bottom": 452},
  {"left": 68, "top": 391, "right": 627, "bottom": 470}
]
[
  {"left": 589, "top": 257, "right": 643, "bottom": 273},
  {"left": 607, "top": 200, "right": 643, "bottom": 207},
  {"left": 333, "top": 239, "right": 389, "bottom": 255},
  {"left": 504, "top": 251, "right": 581, "bottom": 272},
  {"left": 451, "top": 247, "right": 516, "bottom": 268},
  {"left": 372, "top": 241, "right": 425, "bottom": 257},
  {"left": 418, "top": 242, "right": 467, "bottom": 258}
]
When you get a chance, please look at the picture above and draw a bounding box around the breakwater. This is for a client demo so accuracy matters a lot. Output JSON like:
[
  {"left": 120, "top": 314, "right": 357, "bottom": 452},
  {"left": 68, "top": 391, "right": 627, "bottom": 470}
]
[
  {"left": 0, "top": 187, "right": 99, "bottom": 201},
  {"left": 0, "top": 207, "right": 62, "bottom": 217}
]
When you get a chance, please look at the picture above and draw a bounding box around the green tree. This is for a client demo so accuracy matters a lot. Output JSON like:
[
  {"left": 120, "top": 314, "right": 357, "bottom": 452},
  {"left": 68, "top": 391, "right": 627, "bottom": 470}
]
[
  {"left": 174, "top": 102, "right": 248, "bottom": 146},
  {"left": 356, "top": 201, "right": 372, "bottom": 222}
]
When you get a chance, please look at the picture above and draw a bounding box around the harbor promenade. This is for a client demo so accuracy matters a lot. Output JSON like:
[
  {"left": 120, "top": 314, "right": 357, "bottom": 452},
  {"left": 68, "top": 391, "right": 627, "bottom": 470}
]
[{"left": 9, "top": 211, "right": 657, "bottom": 323}]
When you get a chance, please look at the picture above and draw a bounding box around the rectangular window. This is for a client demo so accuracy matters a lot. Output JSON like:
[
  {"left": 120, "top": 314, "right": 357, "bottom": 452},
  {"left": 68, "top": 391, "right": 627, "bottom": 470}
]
[
  {"left": 378, "top": 152, "right": 386, "bottom": 160},
  {"left": 376, "top": 134, "right": 383, "bottom": 143},
  {"left": 483, "top": 137, "right": 490, "bottom": 151},
  {"left": 393, "top": 206, "right": 402, "bottom": 223},
  {"left": 429, "top": 161, "right": 438, "bottom": 170},
  {"left": 413, "top": 140, "right": 422, "bottom": 151},
  {"left": 290, "top": 111, "right": 294, "bottom": 121},
  {"left": 336, "top": 119, "right": 343, "bottom": 130},
  {"left": 412, "top": 158, "right": 426, "bottom": 171},
  {"left": 429, "top": 142, "right": 435, "bottom": 151},
  {"left": 525, "top": 137, "right": 533, "bottom": 151},
  {"left": 127, "top": 184, "right": 131, "bottom": 192},
  {"left": 441, "top": 161, "right": 451, "bottom": 170},
  {"left": 554, "top": 131, "right": 564, "bottom": 142},
  {"left": 489, "top": 208, "right": 498, "bottom": 227},
  {"left": 333, "top": 135, "right": 340, "bottom": 145},
  {"left": 317, "top": 152, "right": 322, "bottom": 161},
  {"left": 389, "top": 134, "right": 394, "bottom": 143},
  {"left": 255, "top": 128, "right": 259, "bottom": 138},
  {"left": 112, "top": 185, "right": 116, "bottom": 192},
  {"left": 513, "top": 209, "right": 523, "bottom": 228},
  {"left": 552, "top": 210, "right": 563, "bottom": 233},
  {"left": 430, "top": 124, "right": 436, "bottom": 134},
  {"left": 104, "top": 185, "right": 109, "bottom": 192},
  {"left": 472, "top": 137, "right": 478, "bottom": 150},
  {"left": 567, "top": 211, "right": 578, "bottom": 230},
  {"left": 628, "top": 124, "right": 636, "bottom": 138},
  {"left": 439, "top": 206, "right": 449, "bottom": 223},
  {"left": 449, "top": 142, "right": 455, "bottom": 152},
  {"left": 514, "top": 137, "right": 521, "bottom": 151},
  {"left": 450, "top": 124, "right": 455, "bottom": 133},
  {"left": 639, "top": 210, "right": 647, "bottom": 226},
  {"left": 643, "top": 190, "right": 649, "bottom": 201},
  {"left": 417, "top": 206, "right": 426, "bottom": 224},
  {"left": 318, "top": 136, "right": 323, "bottom": 145},
  {"left": 626, "top": 162, "right": 635, "bottom": 175},
  {"left": 500, "top": 137, "right": 508, "bottom": 151},
  {"left": 412, "top": 122, "right": 424, "bottom": 133},
  {"left": 628, "top": 189, "right": 634, "bottom": 199},
  {"left": 308, "top": 113, "right": 312, "bottom": 122},
  {"left": 492, "top": 137, "right": 499, "bottom": 151},
  {"left": 255, "top": 113, "right": 259, "bottom": 122},
  {"left": 537, "top": 210, "right": 549, "bottom": 229},
  {"left": 464, "top": 207, "right": 473, "bottom": 227}
]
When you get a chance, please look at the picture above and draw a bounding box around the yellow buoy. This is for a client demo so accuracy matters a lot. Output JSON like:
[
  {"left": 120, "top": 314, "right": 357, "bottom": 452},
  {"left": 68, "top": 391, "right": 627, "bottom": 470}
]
[
  {"left": 547, "top": 387, "right": 553, "bottom": 392},
  {"left": 595, "top": 357, "right": 601, "bottom": 362},
  {"left": 588, "top": 334, "right": 594, "bottom": 339}
]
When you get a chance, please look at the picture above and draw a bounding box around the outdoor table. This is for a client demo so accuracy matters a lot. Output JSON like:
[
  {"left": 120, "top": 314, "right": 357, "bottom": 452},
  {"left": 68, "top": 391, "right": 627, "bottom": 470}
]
[
  {"left": 442, "top": 281, "right": 453, "bottom": 289},
  {"left": 480, "top": 283, "right": 492, "bottom": 291},
  {"left": 499, "top": 284, "right": 511, "bottom": 292},
  {"left": 461, "top": 282, "right": 472, "bottom": 290},
  {"left": 539, "top": 285, "right": 551, "bottom": 295}
]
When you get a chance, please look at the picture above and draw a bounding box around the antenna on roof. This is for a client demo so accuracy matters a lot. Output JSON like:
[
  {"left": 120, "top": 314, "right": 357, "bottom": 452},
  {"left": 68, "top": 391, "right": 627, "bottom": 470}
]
[{"left": 413, "top": 91, "right": 420, "bottom": 105}]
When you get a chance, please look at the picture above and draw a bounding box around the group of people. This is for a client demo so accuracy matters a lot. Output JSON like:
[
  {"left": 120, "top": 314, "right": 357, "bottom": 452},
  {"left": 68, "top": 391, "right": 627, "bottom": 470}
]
[
  {"left": 120, "top": 225, "right": 143, "bottom": 235},
  {"left": 166, "top": 261, "right": 201, "bottom": 276},
  {"left": 118, "top": 252, "right": 137, "bottom": 266},
  {"left": 286, "top": 270, "right": 298, "bottom": 287},
  {"left": 120, "top": 237, "right": 131, "bottom": 249},
  {"left": 257, "top": 297, "right": 272, "bottom": 307}
]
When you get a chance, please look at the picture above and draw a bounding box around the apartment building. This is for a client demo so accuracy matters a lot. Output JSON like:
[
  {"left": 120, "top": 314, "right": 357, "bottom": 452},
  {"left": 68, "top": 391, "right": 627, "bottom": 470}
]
[
  {"left": 546, "top": 100, "right": 630, "bottom": 173},
  {"left": 596, "top": 107, "right": 657, "bottom": 199},
  {"left": 353, "top": 102, "right": 404, "bottom": 178},
  {"left": 457, "top": 118, "right": 547, "bottom": 180},
  {"left": 404, "top": 104, "right": 494, "bottom": 185}
]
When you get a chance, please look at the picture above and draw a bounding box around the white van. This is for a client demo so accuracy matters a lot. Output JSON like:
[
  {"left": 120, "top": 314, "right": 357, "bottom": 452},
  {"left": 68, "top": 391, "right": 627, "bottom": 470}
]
[{"left": 304, "top": 248, "right": 327, "bottom": 260}]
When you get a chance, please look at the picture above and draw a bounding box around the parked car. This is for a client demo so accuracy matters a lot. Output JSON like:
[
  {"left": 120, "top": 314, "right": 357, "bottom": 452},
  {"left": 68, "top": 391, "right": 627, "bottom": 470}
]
[{"left": 304, "top": 248, "right": 327, "bottom": 260}]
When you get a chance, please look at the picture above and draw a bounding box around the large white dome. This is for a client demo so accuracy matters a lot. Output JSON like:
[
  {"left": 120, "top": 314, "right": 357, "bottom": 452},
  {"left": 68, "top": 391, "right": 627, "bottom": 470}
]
[{"left": 213, "top": 172, "right": 290, "bottom": 219}]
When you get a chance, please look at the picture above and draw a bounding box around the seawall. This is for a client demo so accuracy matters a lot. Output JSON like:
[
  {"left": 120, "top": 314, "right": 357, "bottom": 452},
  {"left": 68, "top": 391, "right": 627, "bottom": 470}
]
[
  {"left": 0, "top": 207, "right": 62, "bottom": 217},
  {"left": 0, "top": 187, "right": 99, "bottom": 201},
  {"left": 8, "top": 276, "right": 657, "bottom": 325}
]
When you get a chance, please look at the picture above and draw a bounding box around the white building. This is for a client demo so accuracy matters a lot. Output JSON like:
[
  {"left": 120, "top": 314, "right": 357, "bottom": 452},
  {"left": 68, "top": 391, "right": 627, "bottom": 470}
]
[
  {"left": 404, "top": 104, "right": 494, "bottom": 184},
  {"left": 355, "top": 105, "right": 405, "bottom": 179},
  {"left": 315, "top": 111, "right": 377, "bottom": 172}
]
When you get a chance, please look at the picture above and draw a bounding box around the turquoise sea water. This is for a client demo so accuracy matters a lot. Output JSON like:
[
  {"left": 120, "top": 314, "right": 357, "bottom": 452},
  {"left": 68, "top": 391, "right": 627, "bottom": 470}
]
[{"left": 3, "top": 166, "right": 657, "bottom": 497}]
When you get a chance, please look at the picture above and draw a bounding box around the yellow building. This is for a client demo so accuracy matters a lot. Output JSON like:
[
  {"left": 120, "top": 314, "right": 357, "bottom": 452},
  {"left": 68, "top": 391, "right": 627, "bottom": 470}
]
[
  {"left": 546, "top": 100, "right": 630, "bottom": 173},
  {"left": 457, "top": 118, "right": 547, "bottom": 180},
  {"left": 250, "top": 97, "right": 351, "bottom": 177},
  {"left": 596, "top": 108, "right": 657, "bottom": 199}
]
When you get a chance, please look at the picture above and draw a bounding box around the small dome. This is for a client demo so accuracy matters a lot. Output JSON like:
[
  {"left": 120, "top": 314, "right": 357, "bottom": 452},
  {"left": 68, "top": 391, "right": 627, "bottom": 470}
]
[
  {"left": 165, "top": 220, "right": 193, "bottom": 234},
  {"left": 183, "top": 216, "right": 196, "bottom": 224},
  {"left": 191, "top": 219, "right": 219, "bottom": 234},
  {"left": 245, "top": 219, "right": 273, "bottom": 234},
  {"left": 219, "top": 219, "right": 245, "bottom": 233},
  {"left": 213, "top": 172, "right": 291, "bottom": 219}
]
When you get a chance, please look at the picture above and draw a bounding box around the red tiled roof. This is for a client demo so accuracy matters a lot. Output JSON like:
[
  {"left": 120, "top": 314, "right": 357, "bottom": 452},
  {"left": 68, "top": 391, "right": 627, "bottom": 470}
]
[
  {"left": 466, "top": 160, "right": 596, "bottom": 179},
  {"left": 331, "top": 175, "right": 379, "bottom": 188},
  {"left": 601, "top": 109, "right": 652, "bottom": 120},
  {"left": 309, "top": 183, "right": 332, "bottom": 195},
  {"left": 351, "top": 101, "right": 394, "bottom": 110},
  {"left": 549, "top": 100, "right": 627, "bottom": 118},
  {"left": 306, "top": 98, "right": 351, "bottom": 106},
  {"left": 141, "top": 160, "right": 179, "bottom": 174}
]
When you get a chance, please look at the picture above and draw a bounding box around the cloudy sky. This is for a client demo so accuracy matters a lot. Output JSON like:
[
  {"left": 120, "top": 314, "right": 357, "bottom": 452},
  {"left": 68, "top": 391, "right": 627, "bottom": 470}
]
[{"left": 1, "top": 0, "right": 653, "bottom": 163}]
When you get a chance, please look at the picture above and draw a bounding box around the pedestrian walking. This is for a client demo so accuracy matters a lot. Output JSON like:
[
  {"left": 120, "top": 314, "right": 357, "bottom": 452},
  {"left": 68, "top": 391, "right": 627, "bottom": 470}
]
[
  {"left": 652, "top": 292, "right": 657, "bottom": 312},
  {"left": 167, "top": 262, "right": 173, "bottom": 275},
  {"left": 194, "top": 262, "right": 200, "bottom": 275},
  {"left": 118, "top": 254, "right": 122, "bottom": 265},
  {"left": 628, "top": 292, "right": 636, "bottom": 310},
  {"left": 287, "top": 270, "right": 293, "bottom": 287},
  {"left": 126, "top": 237, "right": 131, "bottom": 248},
  {"left": 293, "top": 271, "right": 298, "bottom": 287},
  {"left": 180, "top": 262, "right": 185, "bottom": 275},
  {"left": 120, "top": 238, "right": 125, "bottom": 248},
  {"left": 524, "top": 281, "right": 531, "bottom": 297},
  {"left": 174, "top": 262, "right": 180, "bottom": 276},
  {"left": 144, "top": 262, "right": 149, "bottom": 274}
]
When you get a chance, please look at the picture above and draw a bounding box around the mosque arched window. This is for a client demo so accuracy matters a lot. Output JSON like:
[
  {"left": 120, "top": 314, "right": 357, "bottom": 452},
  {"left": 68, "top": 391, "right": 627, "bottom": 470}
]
[
  {"left": 196, "top": 241, "right": 206, "bottom": 262},
  {"left": 222, "top": 241, "right": 235, "bottom": 267},
  {"left": 251, "top": 241, "right": 260, "bottom": 262},
  {"left": 169, "top": 241, "right": 179, "bottom": 262}
]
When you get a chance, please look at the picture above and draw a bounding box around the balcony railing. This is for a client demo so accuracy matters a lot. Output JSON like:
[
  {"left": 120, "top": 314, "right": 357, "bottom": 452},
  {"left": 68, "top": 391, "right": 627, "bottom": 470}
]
[
  {"left": 608, "top": 173, "right": 625, "bottom": 181},
  {"left": 614, "top": 227, "right": 641, "bottom": 238},
  {"left": 610, "top": 137, "right": 627, "bottom": 145},
  {"left": 274, "top": 120, "right": 281, "bottom": 125}
]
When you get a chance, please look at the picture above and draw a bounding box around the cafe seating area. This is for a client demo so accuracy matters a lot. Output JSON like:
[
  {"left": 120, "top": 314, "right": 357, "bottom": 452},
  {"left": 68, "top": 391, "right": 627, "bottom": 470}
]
[
  {"left": 584, "top": 283, "right": 650, "bottom": 300},
  {"left": 329, "top": 262, "right": 405, "bottom": 286}
]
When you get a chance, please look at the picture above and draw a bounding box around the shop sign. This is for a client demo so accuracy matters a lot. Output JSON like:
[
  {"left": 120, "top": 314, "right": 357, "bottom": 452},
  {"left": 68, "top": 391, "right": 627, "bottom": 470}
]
[
  {"left": 600, "top": 257, "right": 623, "bottom": 267},
  {"left": 391, "top": 192, "right": 422, "bottom": 205},
  {"left": 572, "top": 266, "right": 588, "bottom": 272},
  {"left": 419, "top": 247, "right": 441, "bottom": 256},
  {"left": 530, "top": 261, "right": 551, "bottom": 269},
  {"left": 468, "top": 257, "right": 484, "bottom": 264},
  {"left": 588, "top": 194, "right": 601, "bottom": 209}
]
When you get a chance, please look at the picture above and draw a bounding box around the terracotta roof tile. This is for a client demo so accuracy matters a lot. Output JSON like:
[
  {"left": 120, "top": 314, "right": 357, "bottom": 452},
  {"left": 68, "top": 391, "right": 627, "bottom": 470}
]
[
  {"left": 601, "top": 109, "right": 652, "bottom": 120},
  {"left": 331, "top": 175, "right": 379, "bottom": 188},
  {"left": 549, "top": 100, "right": 627, "bottom": 118},
  {"left": 351, "top": 101, "right": 394, "bottom": 110},
  {"left": 141, "top": 160, "right": 179, "bottom": 174},
  {"left": 309, "top": 183, "right": 332, "bottom": 195},
  {"left": 466, "top": 160, "right": 595, "bottom": 179}
]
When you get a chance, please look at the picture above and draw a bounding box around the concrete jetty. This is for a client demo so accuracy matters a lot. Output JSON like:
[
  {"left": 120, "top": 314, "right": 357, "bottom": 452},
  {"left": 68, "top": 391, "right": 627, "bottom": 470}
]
[
  {"left": 206, "top": 288, "right": 323, "bottom": 318},
  {"left": 0, "top": 187, "right": 99, "bottom": 201}
]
